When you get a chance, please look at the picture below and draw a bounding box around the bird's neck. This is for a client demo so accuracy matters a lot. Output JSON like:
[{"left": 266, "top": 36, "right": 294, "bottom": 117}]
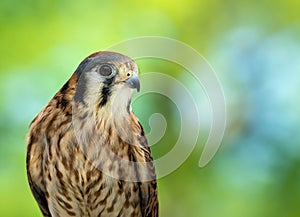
[
  {"left": 72, "top": 84, "right": 140, "bottom": 146},
  {"left": 95, "top": 87, "right": 138, "bottom": 140},
  {"left": 71, "top": 89, "right": 144, "bottom": 181}
]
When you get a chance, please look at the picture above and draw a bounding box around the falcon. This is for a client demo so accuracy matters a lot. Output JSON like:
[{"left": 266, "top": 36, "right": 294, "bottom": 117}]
[{"left": 26, "top": 51, "right": 158, "bottom": 217}]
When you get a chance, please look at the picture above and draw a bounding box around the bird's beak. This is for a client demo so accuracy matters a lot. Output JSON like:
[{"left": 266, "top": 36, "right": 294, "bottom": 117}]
[{"left": 125, "top": 73, "right": 140, "bottom": 92}]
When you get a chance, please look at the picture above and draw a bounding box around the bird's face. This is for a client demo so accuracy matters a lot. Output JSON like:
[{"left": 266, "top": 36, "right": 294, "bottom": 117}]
[{"left": 74, "top": 51, "right": 140, "bottom": 111}]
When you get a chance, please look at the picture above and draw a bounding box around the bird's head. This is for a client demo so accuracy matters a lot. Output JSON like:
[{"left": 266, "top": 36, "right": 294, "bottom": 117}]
[{"left": 73, "top": 51, "right": 140, "bottom": 114}]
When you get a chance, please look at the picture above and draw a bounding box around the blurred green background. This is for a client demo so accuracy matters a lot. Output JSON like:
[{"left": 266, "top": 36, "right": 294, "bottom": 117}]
[{"left": 1, "top": 0, "right": 300, "bottom": 216}]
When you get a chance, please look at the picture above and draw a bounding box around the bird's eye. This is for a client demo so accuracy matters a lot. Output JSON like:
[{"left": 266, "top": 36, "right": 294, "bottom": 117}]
[{"left": 98, "top": 64, "right": 114, "bottom": 76}]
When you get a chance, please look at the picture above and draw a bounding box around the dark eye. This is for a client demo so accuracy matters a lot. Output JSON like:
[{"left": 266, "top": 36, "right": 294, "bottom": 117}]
[{"left": 98, "top": 64, "right": 113, "bottom": 76}]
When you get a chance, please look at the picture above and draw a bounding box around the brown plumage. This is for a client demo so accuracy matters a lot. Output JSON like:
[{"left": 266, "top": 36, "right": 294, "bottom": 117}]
[{"left": 26, "top": 51, "right": 158, "bottom": 217}]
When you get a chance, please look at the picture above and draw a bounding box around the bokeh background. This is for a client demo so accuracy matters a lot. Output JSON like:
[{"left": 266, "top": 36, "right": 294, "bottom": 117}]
[{"left": 1, "top": 0, "right": 300, "bottom": 216}]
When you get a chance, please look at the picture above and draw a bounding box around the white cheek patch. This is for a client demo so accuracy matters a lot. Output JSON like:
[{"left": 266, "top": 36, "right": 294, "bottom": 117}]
[
  {"left": 85, "top": 71, "right": 104, "bottom": 84},
  {"left": 110, "top": 86, "right": 133, "bottom": 112},
  {"left": 83, "top": 71, "right": 105, "bottom": 105}
]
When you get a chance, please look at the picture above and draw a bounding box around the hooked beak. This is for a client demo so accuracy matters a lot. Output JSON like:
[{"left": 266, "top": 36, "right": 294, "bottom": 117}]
[{"left": 125, "top": 73, "right": 140, "bottom": 92}]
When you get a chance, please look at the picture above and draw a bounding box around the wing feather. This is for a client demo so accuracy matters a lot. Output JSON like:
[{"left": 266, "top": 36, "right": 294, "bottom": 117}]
[
  {"left": 27, "top": 172, "right": 51, "bottom": 217},
  {"left": 27, "top": 126, "right": 51, "bottom": 217},
  {"left": 137, "top": 122, "right": 159, "bottom": 217}
]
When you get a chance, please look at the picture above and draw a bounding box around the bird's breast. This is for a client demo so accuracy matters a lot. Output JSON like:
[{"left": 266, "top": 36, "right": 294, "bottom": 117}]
[{"left": 44, "top": 139, "right": 143, "bottom": 217}]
